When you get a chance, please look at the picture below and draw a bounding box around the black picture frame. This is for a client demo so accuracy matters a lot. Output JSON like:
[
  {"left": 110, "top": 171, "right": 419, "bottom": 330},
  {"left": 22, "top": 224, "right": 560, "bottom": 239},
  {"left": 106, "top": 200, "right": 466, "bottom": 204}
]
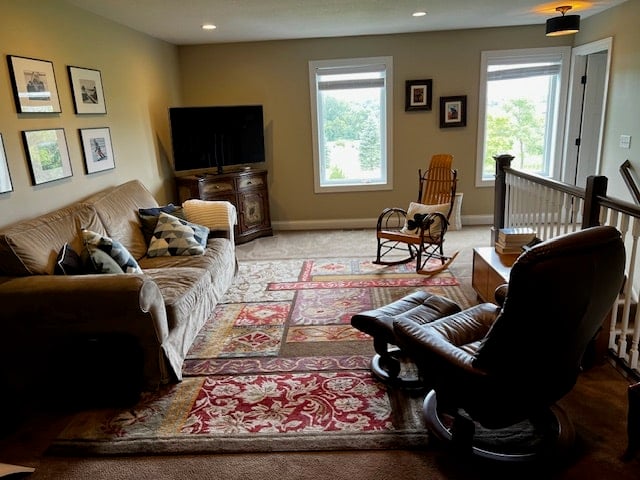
[
  {"left": 68, "top": 66, "right": 107, "bottom": 114},
  {"left": 22, "top": 128, "right": 72, "bottom": 185},
  {"left": 440, "top": 95, "right": 467, "bottom": 128},
  {"left": 80, "top": 127, "right": 115, "bottom": 174},
  {"left": 0, "top": 134, "right": 13, "bottom": 194},
  {"left": 7, "top": 55, "right": 62, "bottom": 113},
  {"left": 405, "top": 79, "right": 433, "bottom": 111}
]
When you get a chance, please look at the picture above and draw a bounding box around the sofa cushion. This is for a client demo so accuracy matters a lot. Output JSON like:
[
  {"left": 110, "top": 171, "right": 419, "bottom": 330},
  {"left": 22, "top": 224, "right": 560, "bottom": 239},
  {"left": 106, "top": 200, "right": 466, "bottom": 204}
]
[
  {"left": 54, "top": 243, "right": 85, "bottom": 275},
  {"left": 147, "top": 213, "right": 209, "bottom": 257},
  {"left": 84, "top": 180, "right": 158, "bottom": 261},
  {"left": 82, "top": 229, "right": 143, "bottom": 273},
  {"left": 138, "top": 204, "right": 186, "bottom": 245},
  {"left": 0, "top": 204, "right": 105, "bottom": 276}
]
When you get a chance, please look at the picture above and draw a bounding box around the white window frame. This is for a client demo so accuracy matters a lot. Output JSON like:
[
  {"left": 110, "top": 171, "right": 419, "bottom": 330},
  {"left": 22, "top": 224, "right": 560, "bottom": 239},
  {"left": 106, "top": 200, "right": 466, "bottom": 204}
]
[
  {"left": 309, "top": 56, "right": 393, "bottom": 193},
  {"left": 475, "top": 47, "right": 571, "bottom": 187}
]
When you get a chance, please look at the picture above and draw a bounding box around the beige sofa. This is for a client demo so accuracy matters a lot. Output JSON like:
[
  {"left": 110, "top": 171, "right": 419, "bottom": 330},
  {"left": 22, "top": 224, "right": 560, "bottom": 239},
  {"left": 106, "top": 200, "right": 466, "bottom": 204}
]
[{"left": 0, "top": 180, "right": 237, "bottom": 396}]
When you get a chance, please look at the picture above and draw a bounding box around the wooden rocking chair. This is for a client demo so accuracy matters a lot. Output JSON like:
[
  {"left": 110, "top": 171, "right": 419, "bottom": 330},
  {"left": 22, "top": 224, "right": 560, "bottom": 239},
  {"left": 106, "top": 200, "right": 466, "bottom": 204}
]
[{"left": 374, "top": 154, "right": 458, "bottom": 276}]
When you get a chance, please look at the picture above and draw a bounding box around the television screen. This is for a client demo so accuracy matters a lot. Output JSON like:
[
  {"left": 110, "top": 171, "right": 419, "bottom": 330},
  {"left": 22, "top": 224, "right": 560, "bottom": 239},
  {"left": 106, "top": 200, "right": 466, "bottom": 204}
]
[{"left": 169, "top": 105, "right": 265, "bottom": 173}]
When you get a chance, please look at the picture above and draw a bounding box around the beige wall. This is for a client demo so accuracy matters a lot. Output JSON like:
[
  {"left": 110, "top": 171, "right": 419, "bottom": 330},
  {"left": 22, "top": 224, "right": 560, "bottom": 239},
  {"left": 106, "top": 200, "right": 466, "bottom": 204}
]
[
  {"left": 178, "top": 26, "right": 571, "bottom": 227},
  {"left": 0, "top": 0, "right": 181, "bottom": 229},
  {"left": 575, "top": 0, "right": 640, "bottom": 202},
  {"left": 1, "top": 1, "right": 636, "bottom": 231}
]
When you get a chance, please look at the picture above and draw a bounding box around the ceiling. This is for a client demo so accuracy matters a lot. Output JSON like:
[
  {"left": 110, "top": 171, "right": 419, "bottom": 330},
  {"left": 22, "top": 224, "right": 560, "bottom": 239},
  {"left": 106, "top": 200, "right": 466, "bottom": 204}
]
[{"left": 65, "top": 0, "right": 626, "bottom": 46}]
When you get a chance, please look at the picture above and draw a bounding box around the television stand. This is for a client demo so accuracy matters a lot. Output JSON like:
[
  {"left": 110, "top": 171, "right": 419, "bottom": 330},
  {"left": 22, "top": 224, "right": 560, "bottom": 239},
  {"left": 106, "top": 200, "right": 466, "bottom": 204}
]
[{"left": 176, "top": 169, "right": 272, "bottom": 244}]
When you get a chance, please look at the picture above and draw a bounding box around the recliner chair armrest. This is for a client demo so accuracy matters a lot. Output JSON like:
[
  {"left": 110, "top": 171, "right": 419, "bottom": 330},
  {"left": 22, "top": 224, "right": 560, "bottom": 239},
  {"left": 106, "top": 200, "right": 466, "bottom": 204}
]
[{"left": 494, "top": 284, "right": 508, "bottom": 306}]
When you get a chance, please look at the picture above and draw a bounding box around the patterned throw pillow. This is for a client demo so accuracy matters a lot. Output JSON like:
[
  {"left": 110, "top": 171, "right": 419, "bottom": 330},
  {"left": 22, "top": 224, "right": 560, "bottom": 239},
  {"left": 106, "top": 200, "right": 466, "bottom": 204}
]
[
  {"left": 138, "top": 204, "right": 186, "bottom": 245},
  {"left": 82, "top": 229, "right": 143, "bottom": 274},
  {"left": 400, "top": 202, "right": 450, "bottom": 237},
  {"left": 147, "top": 212, "right": 209, "bottom": 257}
]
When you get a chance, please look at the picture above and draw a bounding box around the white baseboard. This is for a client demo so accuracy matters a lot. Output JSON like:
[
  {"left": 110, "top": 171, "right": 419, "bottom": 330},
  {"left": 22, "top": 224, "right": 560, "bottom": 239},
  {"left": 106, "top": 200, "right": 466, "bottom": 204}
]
[{"left": 272, "top": 214, "right": 493, "bottom": 231}]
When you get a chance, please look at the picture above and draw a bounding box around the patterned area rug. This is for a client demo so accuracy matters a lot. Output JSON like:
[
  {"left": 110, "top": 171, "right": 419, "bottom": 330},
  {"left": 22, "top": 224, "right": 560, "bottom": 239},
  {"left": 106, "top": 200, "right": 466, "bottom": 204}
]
[{"left": 50, "top": 258, "right": 471, "bottom": 455}]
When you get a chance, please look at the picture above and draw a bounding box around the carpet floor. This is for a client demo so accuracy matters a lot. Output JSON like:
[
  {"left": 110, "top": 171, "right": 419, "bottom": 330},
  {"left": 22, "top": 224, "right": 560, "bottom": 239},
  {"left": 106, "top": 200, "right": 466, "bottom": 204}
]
[{"left": 1, "top": 227, "right": 639, "bottom": 479}]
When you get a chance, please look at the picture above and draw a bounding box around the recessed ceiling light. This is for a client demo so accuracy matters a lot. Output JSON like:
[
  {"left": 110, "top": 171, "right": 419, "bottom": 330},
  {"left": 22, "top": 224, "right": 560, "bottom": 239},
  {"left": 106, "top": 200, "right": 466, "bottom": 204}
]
[
  {"left": 202, "top": 24, "right": 217, "bottom": 30},
  {"left": 412, "top": 11, "right": 427, "bottom": 17}
]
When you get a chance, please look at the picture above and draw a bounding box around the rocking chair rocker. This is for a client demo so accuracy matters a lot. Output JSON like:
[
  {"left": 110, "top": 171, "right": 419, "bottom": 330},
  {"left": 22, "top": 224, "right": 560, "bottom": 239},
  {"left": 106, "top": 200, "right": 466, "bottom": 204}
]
[{"left": 374, "top": 154, "right": 458, "bottom": 276}]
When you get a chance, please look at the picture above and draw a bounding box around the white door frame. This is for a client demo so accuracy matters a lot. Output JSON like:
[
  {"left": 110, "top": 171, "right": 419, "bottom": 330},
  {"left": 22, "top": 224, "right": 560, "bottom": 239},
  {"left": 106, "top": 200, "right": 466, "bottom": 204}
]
[{"left": 562, "top": 37, "right": 613, "bottom": 186}]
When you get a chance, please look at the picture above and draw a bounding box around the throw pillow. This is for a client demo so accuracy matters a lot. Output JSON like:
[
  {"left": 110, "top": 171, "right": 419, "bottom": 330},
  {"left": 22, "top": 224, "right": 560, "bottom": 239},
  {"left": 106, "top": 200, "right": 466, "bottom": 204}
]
[
  {"left": 401, "top": 202, "right": 450, "bottom": 237},
  {"left": 138, "top": 204, "right": 186, "bottom": 245},
  {"left": 147, "top": 212, "right": 209, "bottom": 257},
  {"left": 82, "top": 229, "right": 143, "bottom": 274},
  {"left": 54, "top": 243, "right": 85, "bottom": 275},
  {"left": 82, "top": 247, "right": 126, "bottom": 274}
]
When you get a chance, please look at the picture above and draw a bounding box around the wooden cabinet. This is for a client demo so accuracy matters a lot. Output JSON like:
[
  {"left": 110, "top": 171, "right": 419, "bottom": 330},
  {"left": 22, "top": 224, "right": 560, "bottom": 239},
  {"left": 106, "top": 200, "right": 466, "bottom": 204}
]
[
  {"left": 472, "top": 247, "right": 518, "bottom": 302},
  {"left": 176, "top": 169, "right": 272, "bottom": 244}
]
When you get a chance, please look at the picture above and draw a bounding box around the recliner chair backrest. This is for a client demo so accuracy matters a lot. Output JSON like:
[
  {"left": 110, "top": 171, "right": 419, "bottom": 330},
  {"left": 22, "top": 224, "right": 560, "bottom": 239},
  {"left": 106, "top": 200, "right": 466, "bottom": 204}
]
[{"left": 473, "top": 226, "right": 625, "bottom": 398}]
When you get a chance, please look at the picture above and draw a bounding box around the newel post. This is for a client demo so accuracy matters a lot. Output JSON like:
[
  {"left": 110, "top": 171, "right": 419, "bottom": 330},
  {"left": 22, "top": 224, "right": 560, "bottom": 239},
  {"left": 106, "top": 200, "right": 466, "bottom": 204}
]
[
  {"left": 492, "top": 154, "right": 515, "bottom": 244},
  {"left": 582, "top": 175, "right": 608, "bottom": 228}
]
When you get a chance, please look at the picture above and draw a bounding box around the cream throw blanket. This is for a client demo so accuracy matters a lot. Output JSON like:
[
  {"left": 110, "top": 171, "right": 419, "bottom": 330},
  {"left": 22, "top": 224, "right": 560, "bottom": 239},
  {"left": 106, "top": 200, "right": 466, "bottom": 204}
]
[{"left": 182, "top": 199, "right": 237, "bottom": 243}]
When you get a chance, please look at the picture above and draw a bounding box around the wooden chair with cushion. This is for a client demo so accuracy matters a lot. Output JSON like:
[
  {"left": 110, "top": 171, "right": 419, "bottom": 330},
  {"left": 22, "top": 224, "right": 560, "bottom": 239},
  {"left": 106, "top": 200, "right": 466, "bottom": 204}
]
[{"left": 374, "top": 153, "right": 458, "bottom": 275}]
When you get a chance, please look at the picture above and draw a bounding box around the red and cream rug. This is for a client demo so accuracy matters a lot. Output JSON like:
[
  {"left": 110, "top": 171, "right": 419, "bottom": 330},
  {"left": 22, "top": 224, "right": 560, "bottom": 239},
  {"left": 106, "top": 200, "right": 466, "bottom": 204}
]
[{"left": 50, "top": 258, "right": 470, "bottom": 455}]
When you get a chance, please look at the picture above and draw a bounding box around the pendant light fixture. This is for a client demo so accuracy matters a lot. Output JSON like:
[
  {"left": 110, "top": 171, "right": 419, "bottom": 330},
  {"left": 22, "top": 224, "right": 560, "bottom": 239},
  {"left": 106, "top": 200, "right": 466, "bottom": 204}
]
[{"left": 546, "top": 5, "right": 580, "bottom": 36}]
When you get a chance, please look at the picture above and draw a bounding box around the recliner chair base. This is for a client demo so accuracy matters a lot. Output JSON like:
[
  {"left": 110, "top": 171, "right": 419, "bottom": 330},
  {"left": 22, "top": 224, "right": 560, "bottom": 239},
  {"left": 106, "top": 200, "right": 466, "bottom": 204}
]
[
  {"left": 369, "top": 348, "right": 423, "bottom": 389},
  {"left": 423, "top": 390, "right": 575, "bottom": 463}
]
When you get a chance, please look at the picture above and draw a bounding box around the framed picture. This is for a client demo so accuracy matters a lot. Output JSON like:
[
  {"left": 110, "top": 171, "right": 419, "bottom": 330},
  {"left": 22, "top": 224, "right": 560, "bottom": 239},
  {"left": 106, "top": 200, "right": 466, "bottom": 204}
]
[
  {"left": 440, "top": 95, "right": 467, "bottom": 128},
  {"left": 80, "top": 127, "right": 115, "bottom": 174},
  {"left": 7, "top": 55, "right": 61, "bottom": 113},
  {"left": 0, "top": 134, "right": 13, "bottom": 194},
  {"left": 22, "top": 129, "right": 72, "bottom": 185},
  {"left": 68, "top": 66, "right": 107, "bottom": 114},
  {"left": 405, "top": 79, "right": 433, "bottom": 111}
]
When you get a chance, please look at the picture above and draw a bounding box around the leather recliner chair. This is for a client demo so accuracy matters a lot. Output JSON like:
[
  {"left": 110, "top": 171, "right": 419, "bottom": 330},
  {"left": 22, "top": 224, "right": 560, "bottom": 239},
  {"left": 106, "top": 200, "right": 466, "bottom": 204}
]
[{"left": 393, "top": 226, "right": 626, "bottom": 461}]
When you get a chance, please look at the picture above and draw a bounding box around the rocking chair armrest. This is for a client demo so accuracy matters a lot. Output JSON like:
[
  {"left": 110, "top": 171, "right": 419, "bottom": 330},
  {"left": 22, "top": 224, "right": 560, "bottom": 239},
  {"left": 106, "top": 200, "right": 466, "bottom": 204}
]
[
  {"left": 376, "top": 207, "right": 408, "bottom": 230},
  {"left": 417, "top": 211, "right": 449, "bottom": 240}
]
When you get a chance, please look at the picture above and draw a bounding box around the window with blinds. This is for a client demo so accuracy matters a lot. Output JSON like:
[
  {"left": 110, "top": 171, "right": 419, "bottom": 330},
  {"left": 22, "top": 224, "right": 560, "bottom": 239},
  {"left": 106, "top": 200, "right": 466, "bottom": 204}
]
[
  {"left": 309, "top": 57, "right": 393, "bottom": 192},
  {"left": 476, "top": 47, "right": 571, "bottom": 186}
]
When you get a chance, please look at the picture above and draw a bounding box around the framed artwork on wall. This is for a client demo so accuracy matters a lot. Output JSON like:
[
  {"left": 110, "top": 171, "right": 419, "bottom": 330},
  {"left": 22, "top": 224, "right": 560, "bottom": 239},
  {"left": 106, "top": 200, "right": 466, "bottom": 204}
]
[
  {"left": 440, "top": 95, "right": 467, "bottom": 128},
  {"left": 0, "top": 134, "right": 13, "bottom": 194},
  {"left": 80, "top": 127, "right": 115, "bottom": 174},
  {"left": 405, "top": 79, "right": 433, "bottom": 111},
  {"left": 7, "top": 55, "right": 61, "bottom": 113},
  {"left": 22, "top": 129, "right": 72, "bottom": 185},
  {"left": 68, "top": 66, "right": 107, "bottom": 114}
]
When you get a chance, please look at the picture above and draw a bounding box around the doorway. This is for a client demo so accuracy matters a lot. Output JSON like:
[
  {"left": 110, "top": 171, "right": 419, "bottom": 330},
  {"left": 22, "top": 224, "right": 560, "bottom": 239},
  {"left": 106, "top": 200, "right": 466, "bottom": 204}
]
[{"left": 562, "top": 38, "right": 613, "bottom": 187}]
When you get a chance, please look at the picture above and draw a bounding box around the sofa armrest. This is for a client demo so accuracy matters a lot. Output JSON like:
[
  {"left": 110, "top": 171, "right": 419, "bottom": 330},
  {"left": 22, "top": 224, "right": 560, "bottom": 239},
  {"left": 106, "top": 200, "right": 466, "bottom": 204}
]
[
  {"left": 0, "top": 274, "right": 171, "bottom": 389},
  {"left": 182, "top": 199, "right": 237, "bottom": 243}
]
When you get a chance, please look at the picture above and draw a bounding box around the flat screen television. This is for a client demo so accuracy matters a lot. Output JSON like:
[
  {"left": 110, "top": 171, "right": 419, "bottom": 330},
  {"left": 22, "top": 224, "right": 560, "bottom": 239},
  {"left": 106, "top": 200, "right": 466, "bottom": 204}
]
[{"left": 169, "top": 105, "right": 265, "bottom": 174}]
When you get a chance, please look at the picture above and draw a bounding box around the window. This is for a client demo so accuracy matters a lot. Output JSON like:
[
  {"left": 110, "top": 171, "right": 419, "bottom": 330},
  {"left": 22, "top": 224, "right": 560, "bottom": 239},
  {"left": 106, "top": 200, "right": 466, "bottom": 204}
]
[
  {"left": 476, "top": 47, "right": 571, "bottom": 186},
  {"left": 309, "top": 57, "right": 393, "bottom": 193}
]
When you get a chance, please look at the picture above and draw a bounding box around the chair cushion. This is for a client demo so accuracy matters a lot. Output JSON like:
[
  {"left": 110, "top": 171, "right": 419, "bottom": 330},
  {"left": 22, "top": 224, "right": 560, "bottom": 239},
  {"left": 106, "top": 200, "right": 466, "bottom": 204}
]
[{"left": 401, "top": 202, "right": 450, "bottom": 236}]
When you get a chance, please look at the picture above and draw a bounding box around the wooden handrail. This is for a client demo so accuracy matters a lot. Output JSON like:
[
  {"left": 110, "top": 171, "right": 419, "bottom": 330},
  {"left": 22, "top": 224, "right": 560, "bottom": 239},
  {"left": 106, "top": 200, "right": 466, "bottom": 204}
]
[{"left": 620, "top": 160, "right": 640, "bottom": 206}]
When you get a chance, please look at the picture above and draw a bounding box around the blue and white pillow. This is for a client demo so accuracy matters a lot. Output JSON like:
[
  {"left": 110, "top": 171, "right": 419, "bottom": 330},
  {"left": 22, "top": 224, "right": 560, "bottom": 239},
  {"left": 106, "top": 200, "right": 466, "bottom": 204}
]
[
  {"left": 82, "top": 229, "right": 143, "bottom": 274},
  {"left": 147, "top": 212, "right": 209, "bottom": 257}
]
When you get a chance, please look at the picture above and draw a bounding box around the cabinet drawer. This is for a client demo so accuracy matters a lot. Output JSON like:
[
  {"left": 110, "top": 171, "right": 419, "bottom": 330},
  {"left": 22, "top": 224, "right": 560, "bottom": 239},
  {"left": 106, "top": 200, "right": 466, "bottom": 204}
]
[
  {"left": 237, "top": 175, "right": 264, "bottom": 190},
  {"left": 201, "top": 181, "right": 234, "bottom": 196}
]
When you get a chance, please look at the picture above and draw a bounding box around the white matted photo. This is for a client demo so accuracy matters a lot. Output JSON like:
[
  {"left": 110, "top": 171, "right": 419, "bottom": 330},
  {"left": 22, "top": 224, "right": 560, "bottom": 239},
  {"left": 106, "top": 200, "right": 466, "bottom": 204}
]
[
  {"left": 7, "top": 55, "right": 61, "bottom": 113},
  {"left": 80, "top": 127, "right": 115, "bottom": 174},
  {"left": 0, "top": 134, "right": 13, "bottom": 193},
  {"left": 68, "top": 66, "right": 107, "bottom": 114},
  {"left": 22, "top": 129, "right": 72, "bottom": 185}
]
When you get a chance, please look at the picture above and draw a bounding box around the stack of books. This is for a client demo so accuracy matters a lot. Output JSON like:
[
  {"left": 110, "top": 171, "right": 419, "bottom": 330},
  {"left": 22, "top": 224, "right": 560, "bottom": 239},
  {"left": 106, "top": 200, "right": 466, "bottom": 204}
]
[{"left": 495, "top": 227, "right": 537, "bottom": 254}]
